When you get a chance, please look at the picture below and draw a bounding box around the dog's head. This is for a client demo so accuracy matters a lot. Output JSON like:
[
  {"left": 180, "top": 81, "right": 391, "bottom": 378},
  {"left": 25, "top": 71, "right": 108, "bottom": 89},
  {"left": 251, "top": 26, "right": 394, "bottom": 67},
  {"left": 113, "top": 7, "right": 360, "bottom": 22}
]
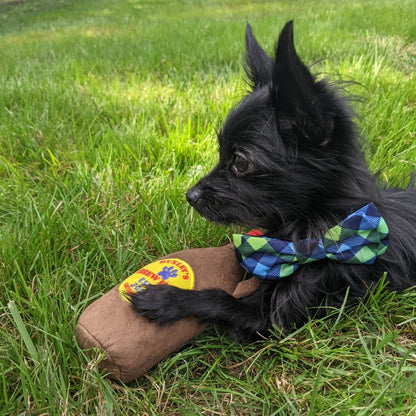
[{"left": 187, "top": 22, "right": 359, "bottom": 234}]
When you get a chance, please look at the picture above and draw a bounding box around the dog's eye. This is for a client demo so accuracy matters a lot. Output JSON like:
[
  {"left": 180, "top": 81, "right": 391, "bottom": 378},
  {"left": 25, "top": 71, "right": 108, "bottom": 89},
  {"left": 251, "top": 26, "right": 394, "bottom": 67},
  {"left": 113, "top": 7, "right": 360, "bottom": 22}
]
[{"left": 232, "top": 153, "right": 250, "bottom": 175}]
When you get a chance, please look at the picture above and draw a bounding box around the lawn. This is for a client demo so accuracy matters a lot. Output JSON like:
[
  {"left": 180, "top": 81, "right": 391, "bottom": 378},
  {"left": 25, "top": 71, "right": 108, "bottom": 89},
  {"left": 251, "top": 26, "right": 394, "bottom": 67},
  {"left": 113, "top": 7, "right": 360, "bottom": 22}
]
[{"left": 0, "top": 0, "right": 416, "bottom": 414}]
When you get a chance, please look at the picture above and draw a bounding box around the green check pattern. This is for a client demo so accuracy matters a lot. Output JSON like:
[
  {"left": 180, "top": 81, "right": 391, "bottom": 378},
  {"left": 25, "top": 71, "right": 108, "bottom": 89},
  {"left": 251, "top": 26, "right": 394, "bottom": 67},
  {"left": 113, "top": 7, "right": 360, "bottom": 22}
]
[{"left": 233, "top": 203, "right": 389, "bottom": 279}]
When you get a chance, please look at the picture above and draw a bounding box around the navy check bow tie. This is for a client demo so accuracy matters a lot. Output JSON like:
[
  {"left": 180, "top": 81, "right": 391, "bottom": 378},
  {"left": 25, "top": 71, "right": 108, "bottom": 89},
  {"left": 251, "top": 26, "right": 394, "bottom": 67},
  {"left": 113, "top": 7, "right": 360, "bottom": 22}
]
[{"left": 233, "top": 203, "right": 389, "bottom": 280}]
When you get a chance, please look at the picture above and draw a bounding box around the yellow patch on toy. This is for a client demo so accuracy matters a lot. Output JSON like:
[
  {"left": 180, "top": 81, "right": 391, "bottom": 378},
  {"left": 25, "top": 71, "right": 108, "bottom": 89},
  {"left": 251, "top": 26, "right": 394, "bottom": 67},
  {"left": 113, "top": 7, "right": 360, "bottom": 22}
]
[{"left": 119, "top": 258, "right": 195, "bottom": 302}]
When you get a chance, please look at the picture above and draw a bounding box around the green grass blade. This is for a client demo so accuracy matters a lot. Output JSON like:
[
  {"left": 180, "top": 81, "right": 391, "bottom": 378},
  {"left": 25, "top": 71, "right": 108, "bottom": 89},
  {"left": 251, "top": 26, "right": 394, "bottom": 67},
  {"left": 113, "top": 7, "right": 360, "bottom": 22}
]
[{"left": 7, "top": 301, "right": 39, "bottom": 363}]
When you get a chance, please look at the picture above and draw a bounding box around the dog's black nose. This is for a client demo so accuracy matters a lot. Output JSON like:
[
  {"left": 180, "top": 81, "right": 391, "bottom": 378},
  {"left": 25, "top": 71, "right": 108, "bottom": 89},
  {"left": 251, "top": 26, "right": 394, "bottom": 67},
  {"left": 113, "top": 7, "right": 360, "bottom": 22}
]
[{"left": 186, "top": 187, "right": 202, "bottom": 207}]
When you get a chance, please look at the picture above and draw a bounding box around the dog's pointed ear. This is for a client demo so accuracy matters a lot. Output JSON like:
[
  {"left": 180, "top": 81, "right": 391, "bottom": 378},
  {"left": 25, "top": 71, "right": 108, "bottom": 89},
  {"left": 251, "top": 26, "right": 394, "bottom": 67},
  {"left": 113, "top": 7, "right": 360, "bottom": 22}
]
[
  {"left": 244, "top": 22, "right": 273, "bottom": 89},
  {"left": 272, "top": 21, "right": 314, "bottom": 116},
  {"left": 272, "top": 21, "right": 334, "bottom": 145}
]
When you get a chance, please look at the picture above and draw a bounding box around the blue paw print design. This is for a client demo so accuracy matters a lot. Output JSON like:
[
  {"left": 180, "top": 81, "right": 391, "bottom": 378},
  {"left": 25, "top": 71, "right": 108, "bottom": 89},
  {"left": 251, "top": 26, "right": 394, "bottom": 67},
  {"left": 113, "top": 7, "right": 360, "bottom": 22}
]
[{"left": 157, "top": 266, "right": 178, "bottom": 281}]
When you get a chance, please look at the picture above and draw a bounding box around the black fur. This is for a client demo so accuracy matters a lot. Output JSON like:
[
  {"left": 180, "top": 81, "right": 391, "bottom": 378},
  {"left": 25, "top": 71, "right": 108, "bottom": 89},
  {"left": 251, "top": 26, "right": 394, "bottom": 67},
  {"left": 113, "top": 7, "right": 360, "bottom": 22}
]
[{"left": 131, "top": 22, "right": 416, "bottom": 340}]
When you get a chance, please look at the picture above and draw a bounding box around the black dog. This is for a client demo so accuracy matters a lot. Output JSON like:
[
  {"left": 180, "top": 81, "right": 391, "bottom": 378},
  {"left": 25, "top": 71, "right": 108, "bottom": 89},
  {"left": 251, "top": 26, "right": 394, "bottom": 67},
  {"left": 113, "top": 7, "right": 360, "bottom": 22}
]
[{"left": 131, "top": 21, "right": 416, "bottom": 340}]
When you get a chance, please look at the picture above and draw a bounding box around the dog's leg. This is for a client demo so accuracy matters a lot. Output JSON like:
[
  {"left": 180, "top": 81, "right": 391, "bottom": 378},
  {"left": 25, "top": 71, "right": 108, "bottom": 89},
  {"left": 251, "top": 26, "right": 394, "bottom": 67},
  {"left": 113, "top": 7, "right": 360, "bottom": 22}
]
[{"left": 130, "top": 285, "right": 272, "bottom": 340}]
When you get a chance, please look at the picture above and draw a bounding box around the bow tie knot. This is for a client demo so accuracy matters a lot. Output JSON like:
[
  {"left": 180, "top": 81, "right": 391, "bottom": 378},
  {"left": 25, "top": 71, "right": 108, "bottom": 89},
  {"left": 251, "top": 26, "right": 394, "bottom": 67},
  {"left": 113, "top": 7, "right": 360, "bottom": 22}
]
[{"left": 233, "top": 203, "right": 389, "bottom": 280}]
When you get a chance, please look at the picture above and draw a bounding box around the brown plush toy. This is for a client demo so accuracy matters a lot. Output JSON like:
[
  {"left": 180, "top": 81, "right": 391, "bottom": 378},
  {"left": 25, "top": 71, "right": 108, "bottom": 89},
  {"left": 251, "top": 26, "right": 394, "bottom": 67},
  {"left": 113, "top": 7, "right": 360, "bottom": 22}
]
[{"left": 76, "top": 243, "right": 261, "bottom": 383}]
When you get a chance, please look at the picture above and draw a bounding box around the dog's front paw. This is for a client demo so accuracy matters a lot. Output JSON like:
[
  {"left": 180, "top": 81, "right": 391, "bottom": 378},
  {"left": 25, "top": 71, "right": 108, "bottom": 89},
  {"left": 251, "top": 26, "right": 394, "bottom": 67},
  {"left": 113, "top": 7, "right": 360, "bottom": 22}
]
[{"left": 129, "top": 285, "right": 191, "bottom": 325}]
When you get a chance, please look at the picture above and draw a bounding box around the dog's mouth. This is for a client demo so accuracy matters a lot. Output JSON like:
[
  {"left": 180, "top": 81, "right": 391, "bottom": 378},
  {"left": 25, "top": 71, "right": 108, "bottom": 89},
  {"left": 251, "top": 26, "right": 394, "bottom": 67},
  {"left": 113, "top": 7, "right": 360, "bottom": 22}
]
[
  {"left": 186, "top": 184, "right": 234, "bottom": 224},
  {"left": 186, "top": 186, "right": 221, "bottom": 222},
  {"left": 186, "top": 184, "right": 265, "bottom": 228}
]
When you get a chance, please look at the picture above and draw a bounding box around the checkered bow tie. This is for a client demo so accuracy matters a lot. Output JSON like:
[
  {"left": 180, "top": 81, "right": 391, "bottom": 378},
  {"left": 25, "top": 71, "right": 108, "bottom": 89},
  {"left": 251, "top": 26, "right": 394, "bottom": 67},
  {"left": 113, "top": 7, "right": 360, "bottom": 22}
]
[{"left": 233, "top": 203, "right": 389, "bottom": 280}]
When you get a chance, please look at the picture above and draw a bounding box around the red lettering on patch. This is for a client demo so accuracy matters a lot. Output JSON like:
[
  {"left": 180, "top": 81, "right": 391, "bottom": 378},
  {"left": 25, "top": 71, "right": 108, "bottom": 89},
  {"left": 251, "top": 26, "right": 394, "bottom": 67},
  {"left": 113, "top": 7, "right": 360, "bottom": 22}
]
[
  {"left": 124, "top": 282, "right": 134, "bottom": 293},
  {"left": 138, "top": 267, "right": 159, "bottom": 281}
]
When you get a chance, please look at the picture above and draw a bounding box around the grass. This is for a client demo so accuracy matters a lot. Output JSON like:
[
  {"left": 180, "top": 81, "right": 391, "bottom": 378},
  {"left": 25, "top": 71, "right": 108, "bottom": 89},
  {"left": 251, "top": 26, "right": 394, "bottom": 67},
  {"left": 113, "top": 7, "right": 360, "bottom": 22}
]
[{"left": 0, "top": 0, "right": 416, "bottom": 414}]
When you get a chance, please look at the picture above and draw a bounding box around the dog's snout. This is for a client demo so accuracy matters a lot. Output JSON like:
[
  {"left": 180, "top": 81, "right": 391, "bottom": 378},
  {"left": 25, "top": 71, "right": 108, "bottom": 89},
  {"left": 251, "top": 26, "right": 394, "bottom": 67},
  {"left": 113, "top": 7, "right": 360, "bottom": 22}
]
[{"left": 186, "top": 186, "right": 202, "bottom": 207}]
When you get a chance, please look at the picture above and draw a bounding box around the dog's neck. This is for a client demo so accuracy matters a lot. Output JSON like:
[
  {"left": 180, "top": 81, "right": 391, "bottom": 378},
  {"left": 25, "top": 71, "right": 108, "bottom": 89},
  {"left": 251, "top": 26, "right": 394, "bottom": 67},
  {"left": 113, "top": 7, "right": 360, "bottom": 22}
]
[{"left": 265, "top": 193, "right": 383, "bottom": 241}]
